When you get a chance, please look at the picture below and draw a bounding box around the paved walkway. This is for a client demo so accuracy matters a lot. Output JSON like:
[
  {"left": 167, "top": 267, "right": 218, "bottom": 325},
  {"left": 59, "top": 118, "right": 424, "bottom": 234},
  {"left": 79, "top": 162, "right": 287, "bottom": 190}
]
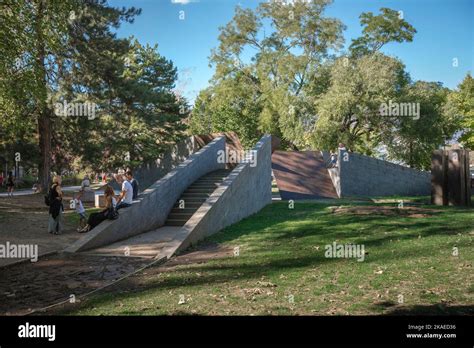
[
  {"left": 0, "top": 185, "right": 102, "bottom": 197},
  {"left": 83, "top": 226, "right": 185, "bottom": 259},
  {"left": 272, "top": 151, "right": 338, "bottom": 200}
]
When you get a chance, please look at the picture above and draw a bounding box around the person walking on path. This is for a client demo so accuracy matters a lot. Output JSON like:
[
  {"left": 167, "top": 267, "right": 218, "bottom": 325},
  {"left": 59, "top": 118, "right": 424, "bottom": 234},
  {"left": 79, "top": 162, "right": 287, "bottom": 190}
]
[
  {"left": 6, "top": 171, "right": 15, "bottom": 197},
  {"left": 48, "top": 176, "right": 64, "bottom": 235}
]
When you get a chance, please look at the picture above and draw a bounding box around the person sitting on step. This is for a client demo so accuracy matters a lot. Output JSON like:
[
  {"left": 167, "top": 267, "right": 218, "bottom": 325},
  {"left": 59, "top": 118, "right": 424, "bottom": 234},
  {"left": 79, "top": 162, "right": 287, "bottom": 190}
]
[{"left": 79, "top": 185, "right": 117, "bottom": 233}]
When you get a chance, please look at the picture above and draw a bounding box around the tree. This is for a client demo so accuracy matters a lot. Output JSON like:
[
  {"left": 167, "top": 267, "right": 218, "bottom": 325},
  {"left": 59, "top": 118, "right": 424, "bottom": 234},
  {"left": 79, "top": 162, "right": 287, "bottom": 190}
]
[
  {"left": 349, "top": 7, "right": 416, "bottom": 57},
  {"left": 190, "top": 71, "right": 262, "bottom": 148},
  {"left": 312, "top": 53, "right": 409, "bottom": 154},
  {"left": 191, "top": 0, "right": 345, "bottom": 149},
  {"left": 1, "top": 0, "right": 139, "bottom": 189},
  {"left": 384, "top": 81, "right": 457, "bottom": 169},
  {"left": 1, "top": 1, "right": 187, "bottom": 186},
  {"left": 54, "top": 36, "right": 188, "bottom": 171},
  {"left": 446, "top": 73, "right": 474, "bottom": 149}
]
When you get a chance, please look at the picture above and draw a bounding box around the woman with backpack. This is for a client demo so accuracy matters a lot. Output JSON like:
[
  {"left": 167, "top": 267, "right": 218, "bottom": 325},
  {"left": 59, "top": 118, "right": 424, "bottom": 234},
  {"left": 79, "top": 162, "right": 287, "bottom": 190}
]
[
  {"left": 48, "top": 176, "right": 64, "bottom": 235},
  {"left": 79, "top": 185, "right": 117, "bottom": 233}
]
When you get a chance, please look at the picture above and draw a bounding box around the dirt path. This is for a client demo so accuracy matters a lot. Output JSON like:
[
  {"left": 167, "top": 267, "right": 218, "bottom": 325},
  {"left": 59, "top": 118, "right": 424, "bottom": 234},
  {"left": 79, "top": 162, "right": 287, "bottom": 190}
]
[
  {"left": 0, "top": 253, "right": 152, "bottom": 315},
  {"left": 0, "top": 243, "right": 230, "bottom": 315},
  {"left": 0, "top": 194, "right": 82, "bottom": 267}
]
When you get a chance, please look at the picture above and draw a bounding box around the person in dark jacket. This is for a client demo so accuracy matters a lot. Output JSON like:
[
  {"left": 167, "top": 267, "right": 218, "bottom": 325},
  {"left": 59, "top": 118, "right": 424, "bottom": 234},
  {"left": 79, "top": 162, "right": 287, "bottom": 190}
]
[
  {"left": 6, "top": 171, "right": 14, "bottom": 197},
  {"left": 48, "top": 176, "right": 64, "bottom": 235}
]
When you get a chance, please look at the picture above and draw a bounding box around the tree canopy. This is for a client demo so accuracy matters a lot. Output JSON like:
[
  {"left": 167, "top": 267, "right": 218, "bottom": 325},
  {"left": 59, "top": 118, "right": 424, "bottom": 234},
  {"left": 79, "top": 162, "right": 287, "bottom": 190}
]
[
  {"left": 0, "top": 0, "right": 188, "bottom": 188},
  {"left": 190, "top": 1, "right": 467, "bottom": 169}
]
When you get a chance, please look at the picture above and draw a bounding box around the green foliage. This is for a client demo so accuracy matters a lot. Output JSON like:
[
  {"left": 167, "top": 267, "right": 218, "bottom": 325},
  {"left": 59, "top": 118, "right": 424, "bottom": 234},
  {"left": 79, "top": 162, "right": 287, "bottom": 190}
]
[
  {"left": 446, "top": 73, "right": 474, "bottom": 149},
  {"left": 192, "top": 0, "right": 345, "bottom": 149},
  {"left": 0, "top": 0, "right": 188, "bottom": 176},
  {"left": 349, "top": 7, "right": 417, "bottom": 57},
  {"left": 193, "top": 3, "right": 462, "bottom": 169},
  {"left": 190, "top": 72, "right": 261, "bottom": 149},
  {"left": 384, "top": 81, "right": 457, "bottom": 169},
  {"left": 313, "top": 53, "right": 409, "bottom": 154}
]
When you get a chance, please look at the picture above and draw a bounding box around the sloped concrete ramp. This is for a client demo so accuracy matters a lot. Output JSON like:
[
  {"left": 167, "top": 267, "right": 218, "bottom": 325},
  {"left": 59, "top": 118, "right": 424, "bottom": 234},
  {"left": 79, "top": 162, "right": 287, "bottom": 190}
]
[
  {"left": 83, "top": 226, "right": 185, "bottom": 259},
  {"left": 272, "top": 150, "right": 338, "bottom": 200}
]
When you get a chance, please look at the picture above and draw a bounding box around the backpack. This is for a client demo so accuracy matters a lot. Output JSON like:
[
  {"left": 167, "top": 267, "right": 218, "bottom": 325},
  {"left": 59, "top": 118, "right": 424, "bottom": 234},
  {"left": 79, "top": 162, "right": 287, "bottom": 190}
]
[
  {"left": 44, "top": 194, "right": 51, "bottom": 206},
  {"left": 44, "top": 185, "right": 56, "bottom": 206}
]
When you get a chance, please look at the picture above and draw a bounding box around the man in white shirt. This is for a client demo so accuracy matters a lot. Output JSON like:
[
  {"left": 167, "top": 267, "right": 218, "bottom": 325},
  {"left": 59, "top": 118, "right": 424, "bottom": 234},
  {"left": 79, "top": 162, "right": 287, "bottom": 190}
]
[{"left": 115, "top": 173, "right": 133, "bottom": 210}]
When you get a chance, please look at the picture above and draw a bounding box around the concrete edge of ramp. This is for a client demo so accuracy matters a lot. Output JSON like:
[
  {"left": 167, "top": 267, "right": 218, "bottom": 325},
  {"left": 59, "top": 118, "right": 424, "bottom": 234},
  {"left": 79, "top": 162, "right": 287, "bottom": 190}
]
[{"left": 65, "top": 136, "right": 226, "bottom": 253}]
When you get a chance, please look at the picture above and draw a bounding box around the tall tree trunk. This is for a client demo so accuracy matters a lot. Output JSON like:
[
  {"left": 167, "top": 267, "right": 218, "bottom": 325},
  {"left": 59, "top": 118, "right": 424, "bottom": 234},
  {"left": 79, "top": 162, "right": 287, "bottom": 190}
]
[
  {"left": 408, "top": 141, "right": 413, "bottom": 168},
  {"left": 35, "top": 0, "right": 51, "bottom": 192}
]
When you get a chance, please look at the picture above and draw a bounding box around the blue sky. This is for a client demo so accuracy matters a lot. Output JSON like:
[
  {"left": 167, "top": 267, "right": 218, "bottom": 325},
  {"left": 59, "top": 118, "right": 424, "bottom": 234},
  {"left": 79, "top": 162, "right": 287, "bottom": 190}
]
[{"left": 109, "top": 0, "right": 474, "bottom": 103}]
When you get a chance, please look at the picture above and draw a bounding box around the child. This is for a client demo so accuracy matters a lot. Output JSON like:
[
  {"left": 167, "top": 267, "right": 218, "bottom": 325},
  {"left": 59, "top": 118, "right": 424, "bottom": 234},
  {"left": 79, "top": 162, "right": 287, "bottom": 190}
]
[{"left": 75, "top": 190, "right": 87, "bottom": 231}]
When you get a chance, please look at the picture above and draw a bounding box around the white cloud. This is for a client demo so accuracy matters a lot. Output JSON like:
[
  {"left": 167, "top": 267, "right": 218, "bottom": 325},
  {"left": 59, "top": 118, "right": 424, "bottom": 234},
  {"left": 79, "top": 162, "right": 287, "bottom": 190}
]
[{"left": 171, "top": 0, "right": 199, "bottom": 4}]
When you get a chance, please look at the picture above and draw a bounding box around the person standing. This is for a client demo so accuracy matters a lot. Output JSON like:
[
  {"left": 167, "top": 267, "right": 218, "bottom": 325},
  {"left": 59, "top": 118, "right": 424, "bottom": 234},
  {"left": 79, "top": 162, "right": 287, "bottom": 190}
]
[
  {"left": 126, "top": 170, "right": 139, "bottom": 200},
  {"left": 0, "top": 172, "right": 4, "bottom": 188},
  {"left": 6, "top": 171, "right": 14, "bottom": 197},
  {"left": 48, "top": 176, "right": 64, "bottom": 235}
]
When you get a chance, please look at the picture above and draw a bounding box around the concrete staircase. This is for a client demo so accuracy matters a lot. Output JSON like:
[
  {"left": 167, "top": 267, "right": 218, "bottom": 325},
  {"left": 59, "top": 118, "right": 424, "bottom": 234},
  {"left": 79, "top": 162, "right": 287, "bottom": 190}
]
[{"left": 165, "top": 169, "right": 232, "bottom": 226}]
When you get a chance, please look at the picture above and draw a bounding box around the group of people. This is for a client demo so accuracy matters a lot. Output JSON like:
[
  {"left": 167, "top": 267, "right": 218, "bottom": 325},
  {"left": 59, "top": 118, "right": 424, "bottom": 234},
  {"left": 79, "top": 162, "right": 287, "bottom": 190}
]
[
  {"left": 46, "top": 169, "right": 139, "bottom": 235},
  {"left": 0, "top": 171, "right": 16, "bottom": 197}
]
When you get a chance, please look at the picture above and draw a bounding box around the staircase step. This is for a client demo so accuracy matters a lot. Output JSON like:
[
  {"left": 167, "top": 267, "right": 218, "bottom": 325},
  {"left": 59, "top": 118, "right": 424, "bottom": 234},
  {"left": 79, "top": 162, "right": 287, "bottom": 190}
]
[
  {"left": 170, "top": 208, "right": 199, "bottom": 214},
  {"left": 185, "top": 188, "right": 215, "bottom": 193},
  {"left": 165, "top": 169, "right": 232, "bottom": 226},
  {"left": 174, "top": 199, "right": 206, "bottom": 205},
  {"left": 181, "top": 193, "right": 211, "bottom": 198},
  {"left": 168, "top": 212, "right": 194, "bottom": 220},
  {"left": 188, "top": 183, "right": 220, "bottom": 188},
  {"left": 165, "top": 219, "right": 187, "bottom": 226}
]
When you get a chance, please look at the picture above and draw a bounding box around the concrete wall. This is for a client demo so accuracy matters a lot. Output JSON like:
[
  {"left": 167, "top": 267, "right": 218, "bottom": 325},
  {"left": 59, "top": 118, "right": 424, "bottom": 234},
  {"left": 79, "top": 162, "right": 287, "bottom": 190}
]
[
  {"left": 66, "top": 137, "right": 226, "bottom": 252},
  {"left": 338, "top": 150, "right": 430, "bottom": 197},
  {"left": 175, "top": 134, "right": 273, "bottom": 254},
  {"left": 111, "top": 136, "right": 199, "bottom": 192}
]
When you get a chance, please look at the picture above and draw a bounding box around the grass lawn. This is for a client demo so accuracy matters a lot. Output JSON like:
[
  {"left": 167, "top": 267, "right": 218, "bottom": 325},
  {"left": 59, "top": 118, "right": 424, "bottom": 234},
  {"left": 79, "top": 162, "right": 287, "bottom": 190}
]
[
  {"left": 60, "top": 200, "right": 473, "bottom": 315},
  {"left": 64, "top": 207, "right": 101, "bottom": 226}
]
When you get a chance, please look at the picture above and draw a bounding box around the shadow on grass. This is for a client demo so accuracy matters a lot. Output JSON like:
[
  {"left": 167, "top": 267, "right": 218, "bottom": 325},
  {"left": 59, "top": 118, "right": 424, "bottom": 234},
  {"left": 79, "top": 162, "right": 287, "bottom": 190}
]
[{"left": 380, "top": 303, "right": 474, "bottom": 315}]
